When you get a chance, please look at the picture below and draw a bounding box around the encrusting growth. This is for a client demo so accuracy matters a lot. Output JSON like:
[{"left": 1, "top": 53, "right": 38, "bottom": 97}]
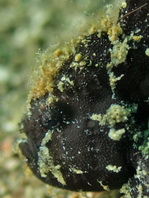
[{"left": 19, "top": 0, "right": 149, "bottom": 197}]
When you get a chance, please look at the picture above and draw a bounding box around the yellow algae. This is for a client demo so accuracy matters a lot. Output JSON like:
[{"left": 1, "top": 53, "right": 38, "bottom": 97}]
[
  {"left": 91, "top": 104, "right": 131, "bottom": 127},
  {"left": 121, "top": 2, "right": 127, "bottom": 9},
  {"left": 70, "top": 168, "right": 84, "bottom": 174},
  {"left": 70, "top": 60, "right": 86, "bottom": 70},
  {"left": 107, "top": 23, "right": 123, "bottom": 42},
  {"left": 106, "top": 104, "right": 131, "bottom": 126},
  {"left": 100, "top": 17, "right": 113, "bottom": 32},
  {"left": 133, "top": 35, "right": 143, "bottom": 42},
  {"left": 70, "top": 61, "right": 79, "bottom": 69},
  {"left": 107, "top": 38, "right": 129, "bottom": 70},
  {"left": 145, "top": 48, "right": 149, "bottom": 56},
  {"left": 108, "top": 128, "right": 126, "bottom": 141},
  {"left": 57, "top": 81, "right": 65, "bottom": 92},
  {"left": 54, "top": 49, "right": 64, "bottom": 57},
  {"left": 109, "top": 72, "right": 124, "bottom": 93},
  {"left": 47, "top": 94, "right": 59, "bottom": 104},
  {"left": 120, "top": 183, "right": 131, "bottom": 198},
  {"left": 90, "top": 114, "right": 103, "bottom": 123},
  {"left": 88, "top": 25, "right": 98, "bottom": 35},
  {"left": 26, "top": 1, "right": 125, "bottom": 107},
  {"left": 134, "top": 163, "right": 148, "bottom": 181},
  {"left": 120, "top": 160, "right": 149, "bottom": 197},
  {"left": 79, "top": 61, "right": 86, "bottom": 67},
  {"left": 106, "top": 165, "right": 122, "bottom": 173},
  {"left": 26, "top": 2, "right": 122, "bottom": 104},
  {"left": 134, "top": 164, "right": 148, "bottom": 198},
  {"left": 38, "top": 130, "right": 66, "bottom": 185},
  {"left": 28, "top": 42, "right": 75, "bottom": 102},
  {"left": 99, "top": 3, "right": 119, "bottom": 33},
  {"left": 75, "top": 53, "right": 82, "bottom": 62},
  {"left": 29, "top": 60, "right": 60, "bottom": 101},
  {"left": 98, "top": 180, "right": 110, "bottom": 191},
  {"left": 57, "top": 75, "right": 74, "bottom": 92}
]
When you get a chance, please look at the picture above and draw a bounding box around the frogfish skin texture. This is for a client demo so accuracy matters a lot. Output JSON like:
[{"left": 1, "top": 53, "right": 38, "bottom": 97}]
[{"left": 19, "top": 0, "right": 149, "bottom": 197}]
